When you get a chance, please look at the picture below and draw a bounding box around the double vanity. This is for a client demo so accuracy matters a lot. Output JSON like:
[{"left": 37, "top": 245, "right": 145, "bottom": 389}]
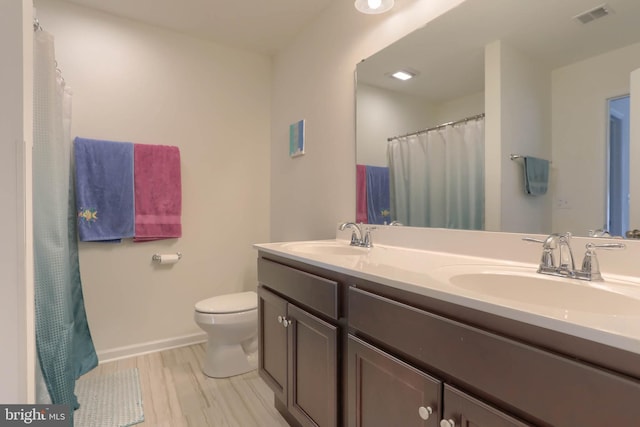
[{"left": 254, "top": 226, "right": 640, "bottom": 427}]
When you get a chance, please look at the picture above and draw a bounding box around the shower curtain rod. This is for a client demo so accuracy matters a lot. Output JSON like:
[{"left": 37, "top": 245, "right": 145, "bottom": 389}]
[{"left": 387, "top": 113, "right": 485, "bottom": 142}]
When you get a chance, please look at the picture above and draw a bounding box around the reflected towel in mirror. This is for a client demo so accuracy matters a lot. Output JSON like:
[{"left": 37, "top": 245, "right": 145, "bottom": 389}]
[
  {"left": 366, "top": 165, "right": 391, "bottom": 224},
  {"left": 523, "top": 156, "right": 549, "bottom": 196},
  {"left": 356, "top": 164, "right": 368, "bottom": 223}
]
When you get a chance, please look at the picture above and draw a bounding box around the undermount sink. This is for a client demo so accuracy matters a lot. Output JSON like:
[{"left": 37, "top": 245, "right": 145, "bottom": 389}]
[
  {"left": 432, "top": 264, "right": 640, "bottom": 316},
  {"left": 281, "top": 240, "right": 369, "bottom": 256}
]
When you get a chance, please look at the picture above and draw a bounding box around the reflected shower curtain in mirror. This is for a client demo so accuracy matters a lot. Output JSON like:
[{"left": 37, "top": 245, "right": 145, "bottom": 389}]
[
  {"left": 33, "top": 29, "right": 97, "bottom": 415},
  {"left": 388, "top": 118, "right": 484, "bottom": 229}
]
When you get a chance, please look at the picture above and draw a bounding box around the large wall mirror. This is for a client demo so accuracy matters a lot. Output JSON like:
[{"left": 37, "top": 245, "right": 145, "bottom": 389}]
[{"left": 356, "top": 0, "right": 640, "bottom": 237}]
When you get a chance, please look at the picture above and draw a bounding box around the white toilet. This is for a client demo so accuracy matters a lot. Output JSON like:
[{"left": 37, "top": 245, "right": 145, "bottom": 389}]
[{"left": 193, "top": 291, "right": 258, "bottom": 378}]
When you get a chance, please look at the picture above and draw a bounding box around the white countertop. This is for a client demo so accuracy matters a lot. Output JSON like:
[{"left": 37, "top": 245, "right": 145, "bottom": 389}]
[{"left": 255, "top": 238, "right": 640, "bottom": 355}]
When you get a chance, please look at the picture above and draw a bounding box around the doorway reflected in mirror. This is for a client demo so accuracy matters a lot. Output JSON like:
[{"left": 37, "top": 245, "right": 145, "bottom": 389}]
[{"left": 608, "top": 95, "right": 630, "bottom": 237}]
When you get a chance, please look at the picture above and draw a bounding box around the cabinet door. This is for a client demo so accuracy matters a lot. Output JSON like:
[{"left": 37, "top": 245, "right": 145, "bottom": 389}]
[
  {"left": 288, "top": 303, "right": 338, "bottom": 427},
  {"left": 348, "top": 336, "right": 442, "bottom": 427},
  {"left": 441, "top": 385, "right": 532, "bottom": 427},
  {"left": 258, "top": 286, "right": 288, "bottom": 404}
]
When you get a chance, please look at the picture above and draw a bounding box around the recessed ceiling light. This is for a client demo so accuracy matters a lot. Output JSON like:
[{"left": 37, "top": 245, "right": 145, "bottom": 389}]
[
  {"left": 391, "top": 70, "right": 416, "bottom": 81},
  {"left": 354, "top": 0, "right": 395, "bottom": 15}
]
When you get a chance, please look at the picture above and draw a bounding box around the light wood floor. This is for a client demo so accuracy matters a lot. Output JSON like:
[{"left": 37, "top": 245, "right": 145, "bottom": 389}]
[{"left": 81, "top": 343, "right": 290, "bottom": 427}]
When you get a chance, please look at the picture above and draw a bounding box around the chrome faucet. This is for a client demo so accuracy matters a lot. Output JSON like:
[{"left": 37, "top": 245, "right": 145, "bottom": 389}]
[
  {"left": 552, "top": 233, "right": 575, "bottom": 276},
  {"left": 588, "top": 228, "right": 612, "bottom": 238},
  {"left": 524, "top": 232, "right": 624, "bottom": 281},
  {"left": 525, "top": 232, "right": 575, "bottom": 277},
  {"left": 339, "top": 222, "right": 363, "bottom": 246},
  {"left": 339, "top": 222, "right": 375, "bottom": 247}
]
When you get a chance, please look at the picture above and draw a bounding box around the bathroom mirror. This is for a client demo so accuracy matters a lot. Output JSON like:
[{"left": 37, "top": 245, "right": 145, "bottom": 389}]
[{"left": 356, "top": 0, "right": 640, "bottom": 236}]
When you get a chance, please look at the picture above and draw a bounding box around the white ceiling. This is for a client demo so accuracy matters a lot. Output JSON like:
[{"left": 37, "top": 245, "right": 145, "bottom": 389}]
[
  {"left": 61, "top": 0, "right": 337, "bottom": 54},
  {"left": 357, "top": 0, "right": 640, "bottom": 102}
]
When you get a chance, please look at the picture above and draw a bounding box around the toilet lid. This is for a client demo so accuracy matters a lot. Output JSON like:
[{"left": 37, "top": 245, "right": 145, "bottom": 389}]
[{"left": 195, "top": 291, "right": 257, "bottom": 314}]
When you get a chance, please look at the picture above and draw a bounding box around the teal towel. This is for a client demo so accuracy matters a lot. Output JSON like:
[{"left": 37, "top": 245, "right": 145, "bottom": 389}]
[{"left": 523, "top": 156, "right": 549, "bottom": 196}]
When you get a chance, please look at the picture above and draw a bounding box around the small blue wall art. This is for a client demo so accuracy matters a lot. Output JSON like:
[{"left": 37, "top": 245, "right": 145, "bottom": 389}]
[{"left": 289, "top": 119, "right": 305, "bottom": 158}]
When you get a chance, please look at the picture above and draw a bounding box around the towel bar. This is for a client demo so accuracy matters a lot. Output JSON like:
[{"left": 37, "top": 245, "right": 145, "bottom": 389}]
[{"left": 510, "top": 154, "right": 552, "bottom": 163}]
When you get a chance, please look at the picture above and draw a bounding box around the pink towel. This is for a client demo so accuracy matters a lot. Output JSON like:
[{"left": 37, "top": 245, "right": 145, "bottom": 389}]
[
  {"left": 356, "top": 164, "right": 368, "bottom": 223},
  {"left": 133, "top": 144, "right": 182, "bottom": 242}
]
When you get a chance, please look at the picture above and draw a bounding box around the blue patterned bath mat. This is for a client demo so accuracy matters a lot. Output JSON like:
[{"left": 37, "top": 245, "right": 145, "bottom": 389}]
[{"left": 74, "top": 367, "right": 144, "bottom": 427}]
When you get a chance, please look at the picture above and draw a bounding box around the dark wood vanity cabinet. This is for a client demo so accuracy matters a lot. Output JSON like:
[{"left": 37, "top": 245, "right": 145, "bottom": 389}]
[
  {"left": 348, "top": 285, "right": 640, "bottom": 427},
  {"left": 257, "top": 250, "right": 640, "bottom": 427},
  {"left": 257, "top": 286, "right": 288, "bottom": 403},
  {"left": 347, "top": 334, "right": 529, "bottom": 427},
  {"left": 348, "top": 335, "right": 442, "bottom": 427},
  {"left": 257, "top": 257, "right": 340, "bottom": 427}
]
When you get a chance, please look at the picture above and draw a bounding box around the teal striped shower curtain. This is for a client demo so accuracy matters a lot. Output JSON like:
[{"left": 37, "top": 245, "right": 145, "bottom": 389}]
[{"left": 33, "top": 28, "right": 98, "bottom": 414}]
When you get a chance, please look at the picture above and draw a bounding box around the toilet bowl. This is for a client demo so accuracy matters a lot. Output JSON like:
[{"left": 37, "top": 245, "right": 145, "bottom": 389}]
[{"left": 194, "top": 291, "right": 258, "bottom": 378}]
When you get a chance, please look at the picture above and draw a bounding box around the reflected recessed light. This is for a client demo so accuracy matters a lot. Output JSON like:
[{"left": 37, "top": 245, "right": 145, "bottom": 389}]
[
  {"left": 391, "top": 70, "right": 416, "bottom": 81},
  {"left": 354, "top": 0, "right": 394, "bottom": 14}
]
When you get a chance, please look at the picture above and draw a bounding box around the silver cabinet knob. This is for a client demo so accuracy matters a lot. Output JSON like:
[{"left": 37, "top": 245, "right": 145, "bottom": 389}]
[
  {"left": 418, "top": 406, "right": 432, "bottom": 420},
  {"left": 440, "top": 419, "right": 455, "bottom": 427},
  {"left": 277, "top": 315, "right": 291, "bottom": 327}
]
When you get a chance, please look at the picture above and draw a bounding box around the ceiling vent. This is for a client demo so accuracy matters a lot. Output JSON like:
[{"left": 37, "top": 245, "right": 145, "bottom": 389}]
[{"left": 574, "top": 4, "right": 612, "bottom": 24}]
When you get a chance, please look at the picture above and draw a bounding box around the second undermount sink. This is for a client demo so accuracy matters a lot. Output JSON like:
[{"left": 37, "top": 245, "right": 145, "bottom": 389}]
[
  {"left": 281, "top": 240, "right": 369, "bottom": 256},
  {"left": 431, "top": 264, "right": 640, "bottom": 316}
]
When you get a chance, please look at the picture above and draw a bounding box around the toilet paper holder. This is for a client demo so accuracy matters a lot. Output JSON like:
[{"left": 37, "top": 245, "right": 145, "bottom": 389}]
[{"left": 152, "top": 252, "right": 182, "bottom": 263}]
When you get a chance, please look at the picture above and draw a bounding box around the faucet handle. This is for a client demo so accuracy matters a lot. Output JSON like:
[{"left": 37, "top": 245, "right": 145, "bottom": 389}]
[
  {"left": 522, "top": 237, "right": 544, "bottom": 243},
  {"left": 588, "top": 242, "right": 625, "bottom": 250},
  {"left": 522, "top": 237, "right": 545, "bottom": 244},
  {"left": 578, "top": 242, "right": 625, "bottom": 281},
  {"left": 523, "top": 232, "right": 571, "bottom": 246},
  {"left": 523, "top": 236, "right": 556, "bottom": 271},
  {"left": 349, "top": 231, "right": 360, "bottom": 246},
  {"left": 362, "top": 226, "right": 377, "bottom": 248},
  {"left": 540, "top": 247, "right": 555, "bottom": 269}
]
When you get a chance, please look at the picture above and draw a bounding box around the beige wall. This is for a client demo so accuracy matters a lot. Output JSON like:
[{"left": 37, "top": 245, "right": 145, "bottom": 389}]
[
  {"left": 484, "top": 40, "right": 551, "bottom": 233},
  {"left": 35, "top": 0, "right": 271, "bottom": 358},
  {"left": 552, "top": 41, "right": 640, "bottom": 235},
  {"left": 433, "top": 91, "right": 485, "bottom": 125},
  {"left": 497, "top": 41, "right": 552, "bottom": 234},
  {"left": 631, "top": 68, "right": 640, "bottom": 229},
  {"left": 270, "top": 0, "right": 466, "bottom": 242},
  {"left": 356, "top": 84, "right": 484, "bottom": 168},
  {"left": 31, "top": 0, "right": 465, "bottom": 359},
  {"left": 356, "top": 83, "right": 437, "bottom": 167}
]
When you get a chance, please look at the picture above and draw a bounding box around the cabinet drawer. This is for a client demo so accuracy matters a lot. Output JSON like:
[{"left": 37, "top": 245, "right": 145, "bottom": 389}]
[
  {"left": 442, "top": 384, "right": 531, "bottom": 427},
  {"left": 258, "top": 258, "right": 339, "bottom": 320},
  {"left": 349, "top": 286, "right": 640, "bottom": 427}
]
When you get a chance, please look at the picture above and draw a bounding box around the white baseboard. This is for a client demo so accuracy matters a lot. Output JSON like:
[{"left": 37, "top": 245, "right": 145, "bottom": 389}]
[{"left": 97, "top": 332, "right": 207, "bottom": 364}]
